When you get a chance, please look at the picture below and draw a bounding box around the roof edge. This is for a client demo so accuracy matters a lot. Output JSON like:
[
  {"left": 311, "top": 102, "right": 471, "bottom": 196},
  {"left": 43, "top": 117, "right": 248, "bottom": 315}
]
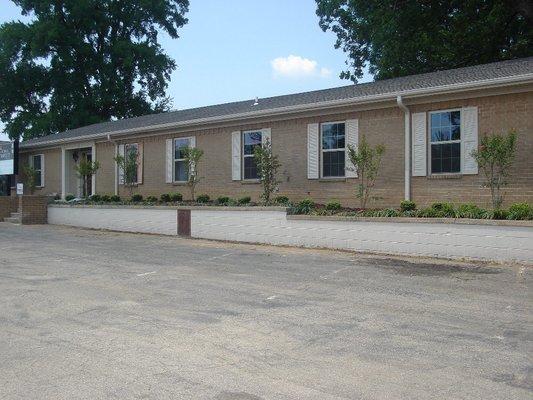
[{"left": 20, "top": 72, "right": 533, "bottom": 149}]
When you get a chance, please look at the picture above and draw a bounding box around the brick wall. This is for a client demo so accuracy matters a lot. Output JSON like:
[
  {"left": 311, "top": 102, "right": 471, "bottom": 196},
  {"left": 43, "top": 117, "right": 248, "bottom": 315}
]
[
  {"left": 19, "top": 195, "right": 48, "bottom": 224},
  {"left": 0, "top": 196, "right": 17, "bottom": 220},
  {"left": 20, "top": 90, "right": 533, "bottom": 208}
]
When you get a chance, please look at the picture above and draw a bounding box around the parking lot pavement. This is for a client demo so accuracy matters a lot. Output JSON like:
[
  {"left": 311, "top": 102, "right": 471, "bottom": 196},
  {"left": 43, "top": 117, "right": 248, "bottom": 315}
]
[{"left": 0, "top": 223, "right": 531, "bottom": 399}]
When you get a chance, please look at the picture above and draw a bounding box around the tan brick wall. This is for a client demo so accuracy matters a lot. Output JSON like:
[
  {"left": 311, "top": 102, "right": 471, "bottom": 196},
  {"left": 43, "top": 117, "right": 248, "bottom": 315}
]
[
  {"left": 20, "top": 148, "right": 62, "bottom": 196},
  {"left": 19, "top": 90, "right": 533, "bottom": 208},
  {"left": 0, "top": 196, "right": 17, "bottom": 220}
]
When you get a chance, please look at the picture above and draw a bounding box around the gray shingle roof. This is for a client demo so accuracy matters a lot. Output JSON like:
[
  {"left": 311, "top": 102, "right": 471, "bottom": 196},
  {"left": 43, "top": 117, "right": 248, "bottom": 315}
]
[{"left": 21, "top": 57, "right": 533, "bottom": 148}]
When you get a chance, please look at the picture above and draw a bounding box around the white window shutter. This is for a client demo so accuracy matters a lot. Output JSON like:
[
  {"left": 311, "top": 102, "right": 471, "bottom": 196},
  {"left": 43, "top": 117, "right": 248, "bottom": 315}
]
[
  {"left": 345, "top": 119, "right": 358, "bottom": 178},
  {"left": 118, "top": 144, "right": 125, "bottom": 184},
  {"left": 307, "top": 123, "right": 319, "bottom": 179},
  {"left": 461, "top": 107, "right": 479, "bottom": 175},
  {"left": 136, "top": 143, "right": 143, "bottom": 185},
  {"left": 189, "top": 136, "right": 196, "bottom": 176},
  {"left": 231, "top": 131, "right": 241, "bottom": 181},
  {"left": 165, "top": 139, "right": 173, "bottom": 183},
  {"left": 40, "top": 154, "right": 45, "bottom": 187},
  {"left": 262, "top": 128, "right": 271, "bottom": 146},
  {"left": 412, "top": 112, "right": 427, "bottom": 177}
]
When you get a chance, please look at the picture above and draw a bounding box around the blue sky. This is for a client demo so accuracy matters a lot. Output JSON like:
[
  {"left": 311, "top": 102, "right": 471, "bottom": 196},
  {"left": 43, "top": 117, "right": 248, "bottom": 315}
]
[{"left": 0, "top": 0, "right": 372, "bottom": 140}]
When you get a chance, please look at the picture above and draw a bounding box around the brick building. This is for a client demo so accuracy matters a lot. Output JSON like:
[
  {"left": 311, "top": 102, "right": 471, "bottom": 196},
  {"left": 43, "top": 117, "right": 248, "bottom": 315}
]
[{"left": 18, "top": 58, "right": 533, "bottom": 208}]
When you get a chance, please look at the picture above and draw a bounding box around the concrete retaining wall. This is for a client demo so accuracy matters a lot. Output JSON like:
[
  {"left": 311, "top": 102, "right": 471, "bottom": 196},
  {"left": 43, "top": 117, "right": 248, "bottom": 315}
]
[
  {"left": 47, "top": 205, "right": 533, "bottom": 263},
  {"left": 191, "top": 209, "right": 533, "bottom": 263},
  {"left": 48, "top": 206, "right": 178, "bottom": 235}
]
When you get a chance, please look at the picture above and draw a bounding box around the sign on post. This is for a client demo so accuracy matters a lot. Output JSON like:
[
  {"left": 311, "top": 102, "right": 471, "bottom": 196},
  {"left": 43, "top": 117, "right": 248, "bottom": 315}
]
[
  {"left": 16, "top": 183, "right": 23, "bottom": 195},
  {"left": 0, "top": 142, "right": 14, "bottom": 176}
]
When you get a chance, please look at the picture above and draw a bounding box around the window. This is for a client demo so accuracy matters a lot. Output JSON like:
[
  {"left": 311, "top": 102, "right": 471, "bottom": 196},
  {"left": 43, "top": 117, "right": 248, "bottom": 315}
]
[
  {"left": 243, "top": 130, "right": 262, "bottom": 180},
  {"left": 430, "top": 110, "right": 461, "bottom": 174},
  {"left": 174, "top": 138, "right": 191, "bottom": 182},
  {"left": 31, "top": 154, "right": 43, "bottom": 187},
  {"left": 125, "top": 143, "right": 138, "bottom": 184},
  {"left": 321, "top": 122, "right": 345, "bottom": 177}
]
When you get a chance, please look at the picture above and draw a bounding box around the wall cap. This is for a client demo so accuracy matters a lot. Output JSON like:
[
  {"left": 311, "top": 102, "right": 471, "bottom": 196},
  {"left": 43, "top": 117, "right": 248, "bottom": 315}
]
[
  {"left": 287, "top": 214, "right": 533, "bottom": 227},
  {"left": 48, "top": 204, "right": 288, "bottom": 211}
]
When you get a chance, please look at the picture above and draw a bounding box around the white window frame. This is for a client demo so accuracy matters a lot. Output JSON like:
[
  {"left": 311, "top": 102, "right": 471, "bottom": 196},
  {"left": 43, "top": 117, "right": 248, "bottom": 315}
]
[
  {"left": 429, "top": 108, "right": 462, "bottom": 175},
  {"left": 242, "top": 130, "right": 263, "bottom": 181},
  {"left": 31, "top": 154, "right": 44, "bottom": 187},
  {"left": 320, "top": 121, "right": 346, "bottom": 178},
  {"left": 173, "top": 136, "right": 193, "bottom": 183},
  {"left": 124, "top": 143, "right": 139, "bottom": 184}
]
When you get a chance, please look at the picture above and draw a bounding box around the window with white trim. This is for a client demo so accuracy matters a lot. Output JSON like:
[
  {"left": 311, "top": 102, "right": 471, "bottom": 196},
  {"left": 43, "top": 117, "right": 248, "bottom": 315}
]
[
  {"left": 321, "top": 122, "right": 345, "bottom": 177},
  {"left": 430, "top": 110, "right": 461, "bottom": 174},
  {"left": 174, "top": 137, "right": 191, "bottom": 182},
  {"left": 125, "top": 143, "right": 139, "bottom": 184},
  {"left": 242, "top": 130, "right": 262, "bottom": 180},
  {"left": 31, "top": 154, "right": 43, "bottom": 187}
]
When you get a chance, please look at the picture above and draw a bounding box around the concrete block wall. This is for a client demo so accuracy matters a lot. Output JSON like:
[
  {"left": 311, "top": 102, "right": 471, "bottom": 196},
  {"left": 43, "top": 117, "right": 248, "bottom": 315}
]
[
  {"left": 48, "top": 206, "right": 178, "bottom": 235},
  {"left": 191, "top": 210, "right": 533, "bottom": 263}
]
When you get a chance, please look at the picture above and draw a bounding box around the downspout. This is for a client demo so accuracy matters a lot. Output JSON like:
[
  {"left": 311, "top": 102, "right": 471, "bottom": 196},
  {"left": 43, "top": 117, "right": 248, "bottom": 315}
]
[
  {"left": 396, "top": 96, "right": 411, "bottom": 201},
  {"left": 107, "top": 133, "right": 118, "bottom": 196}
]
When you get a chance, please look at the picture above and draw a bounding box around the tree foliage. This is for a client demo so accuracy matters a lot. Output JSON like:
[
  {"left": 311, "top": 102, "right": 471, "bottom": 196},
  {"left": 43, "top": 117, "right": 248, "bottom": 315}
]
[
  {"left": 316, "top": 0, "right": 533, "bottom": 82},
  {"left": 182, "top": 146, "right": 203, "bottom": 201},
  {"left": 114, "top": 148, "right": 138, "bottom": 197},
  {"left": 472, "top": 130, "right": 517, "bottom": 209},
  {"left": 74, "top": 157, "right": 100, "bottom": 197},
  {"left": 347, "top": 135, "right": 385, "bottom": 209},
  {"left": 21, "top": 163, "right": 37, "bottom": 194},
  {"left": 0, "top": 0, "right": 189, "bottom": 140},
  {"left": 254, "top": 138, "right": 281, "bottom": 205}
]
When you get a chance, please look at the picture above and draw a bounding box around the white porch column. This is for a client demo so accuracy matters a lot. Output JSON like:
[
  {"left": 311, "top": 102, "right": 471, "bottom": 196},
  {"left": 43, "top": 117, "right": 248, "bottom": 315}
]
[
  {"left": 61, "top": 146, "right": 66, "bottom": 200},
  {"left": 114, "top": 144, "right": 118, "bottom": 195},
  {"left": 91, "top": 143, "right": 96, "bottom": 196}
]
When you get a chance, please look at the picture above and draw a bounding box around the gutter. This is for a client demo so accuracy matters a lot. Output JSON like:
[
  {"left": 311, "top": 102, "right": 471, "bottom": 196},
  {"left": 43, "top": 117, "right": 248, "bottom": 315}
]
[
  {"left": 396, "top": 96, "right": 411, "bottom": 201},
  {"left": 19, "top": 72, "right": 533, "bottom": 150}
]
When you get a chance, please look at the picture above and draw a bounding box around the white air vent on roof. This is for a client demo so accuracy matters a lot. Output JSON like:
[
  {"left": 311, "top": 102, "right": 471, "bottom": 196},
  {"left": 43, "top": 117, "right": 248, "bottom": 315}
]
[{"left": 253, "top": 97, "right": 259, "bottom": 106}]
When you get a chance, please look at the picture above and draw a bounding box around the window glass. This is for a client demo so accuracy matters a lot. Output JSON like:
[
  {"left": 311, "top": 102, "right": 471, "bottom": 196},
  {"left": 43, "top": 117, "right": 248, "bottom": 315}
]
[
  {"left": 125, "top": 144, "right": 138, "bottom": 183},
  {"left": 243, "top": 131, "right": 262, "bottom": 179},
  {"left": 321, "top": 123, "right": 346, "bottom": 177},
  {"left": 173, "top": 138, "right": 190, "bottom": 181},
  {"left": 32, "top": 155, "right": 42, "bottom": 186},
  {"left": 430, "top": 111, "right": 461, "bottom": 173}
]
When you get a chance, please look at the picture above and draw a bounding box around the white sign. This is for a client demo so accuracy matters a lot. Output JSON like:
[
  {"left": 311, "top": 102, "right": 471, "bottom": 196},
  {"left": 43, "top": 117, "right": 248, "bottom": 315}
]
[
  {"left": 0, "top": 142, "right": 14, "bottom": 175},
  {"left": 16, "top": 183, "right": 23, "bottom": 195}
]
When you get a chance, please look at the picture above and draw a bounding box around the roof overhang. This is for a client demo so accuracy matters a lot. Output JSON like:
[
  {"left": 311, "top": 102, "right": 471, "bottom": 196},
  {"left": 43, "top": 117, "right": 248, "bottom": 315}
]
[{"left": 20, "top": 72, "right": 533, "bottom": 150}]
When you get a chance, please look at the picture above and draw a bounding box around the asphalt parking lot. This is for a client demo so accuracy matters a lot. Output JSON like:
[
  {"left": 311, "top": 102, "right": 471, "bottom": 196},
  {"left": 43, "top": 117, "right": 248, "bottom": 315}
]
[{"left": 0, "top": 223, "right": 531, "bottom": 399}]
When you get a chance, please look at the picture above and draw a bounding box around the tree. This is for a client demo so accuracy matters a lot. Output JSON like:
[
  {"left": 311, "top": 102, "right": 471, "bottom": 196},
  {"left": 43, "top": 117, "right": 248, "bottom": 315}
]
[
  {"left": 0, "top": 0, "right": 189, "bottom": 140},
  {"left": 21, "top": 163, "right": 37, "bottom": 194},
  {"left": 316, "top": 0, "right": 533, "bottom": 82},
  {"left": 254, "top": 138, "right": 281, "bottom": 205},
  {"left": 114, "top": 149, "right": 138, "bottom": 198},
  {"left": 182, "top": 146, "right": 203, "bottom": 201},
  {"left": 346, "top": 135, "right": 385, "bottom": 209},
  {"left": 74, "top": 158, "right": 100, "bottom": 198},
  {"left": 472, "top": 130, "right": 517, "bottom": 209}
]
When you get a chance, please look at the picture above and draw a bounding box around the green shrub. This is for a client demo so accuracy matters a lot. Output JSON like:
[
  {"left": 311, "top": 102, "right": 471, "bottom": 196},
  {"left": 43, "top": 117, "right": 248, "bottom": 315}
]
[
  {"left": 145, "top": 196, "right": 158, "bottom": 203},
  {"left": 294, "top": 199, "right": 314, "bottom": 214},
  {"left": 65, "top": 194, "right": 75, "bottom": 201},
  {"left": 456, "top": 204, "right": 485, "bottom": 219},
  {"left": 109, "top": 195, "right": 121, "bottom": 202},
  {"left": 100, "top": 194, "right": 111, "bottom": 202},
  {"left": 325, "top": 200, "right": 342, "bottom": 212},
  {"left": 131, "top": 194, "right": 143, "bottom": 202},
  {"left": 196, "top": 194, "right": 210, "bottom": 203},
  {"left": 416, "top": 207, "right": 439, "bottom": 218},
  {"left": 274, "top": 195, "right": 290, "bottom": 205},
  {"left": 216, "top": 196, "right": 230, "bottom": 205},
  {"left": 89, "top": 194, "right": 101, "bottom": 202},
  {"left": 238, "top": 196, "right": 252, "bottom": 205},
  {"left": 160, "top": 193, "right": 171, "bottom": 202},
  {"left": 491, "top": 209, "right": 509, "bottom": 220},
  {"left": 374, "top": 208, "right": 400, "bottom": 217},
  {"left": 400, "top": 200, "right": 416, "bottom": 212},
  {"left": 429, "top": 202, "right": 456, "bottom": 218},
  {"left": 170, "top": 192, "right": 183, "bottom": 202},
  {"left": 507, "top": 203, "right": 532, "bottom": 220}
]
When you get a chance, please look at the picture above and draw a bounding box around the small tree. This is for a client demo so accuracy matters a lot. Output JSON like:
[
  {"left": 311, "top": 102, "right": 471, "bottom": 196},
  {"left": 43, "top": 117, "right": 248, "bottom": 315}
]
[
  {"left": 21, "top": 164, "right": 37, "bottom": 194},
  {"left": 182, "top": 147, "right": 204, "bottom": 201},
  {"left": 472, "top": 130, "right": 517, "bottom": 209},
  {"left": 254, "top": 138, "right": 281, "bottom": 204},
  {"left": 347, "top": 135, "right": 385, "bottom": 209},
  {"left": 114, "top": 149, "right": 138, "bottom": 197},
  {"left": 74, "top": 158, "right": 100, "bottom": 198}
]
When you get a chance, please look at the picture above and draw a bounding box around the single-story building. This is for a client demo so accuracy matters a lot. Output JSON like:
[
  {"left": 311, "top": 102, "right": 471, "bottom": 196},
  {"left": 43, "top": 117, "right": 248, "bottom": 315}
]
[{"left": 18, "top": 57, "right": 533, "bottom": 208}]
